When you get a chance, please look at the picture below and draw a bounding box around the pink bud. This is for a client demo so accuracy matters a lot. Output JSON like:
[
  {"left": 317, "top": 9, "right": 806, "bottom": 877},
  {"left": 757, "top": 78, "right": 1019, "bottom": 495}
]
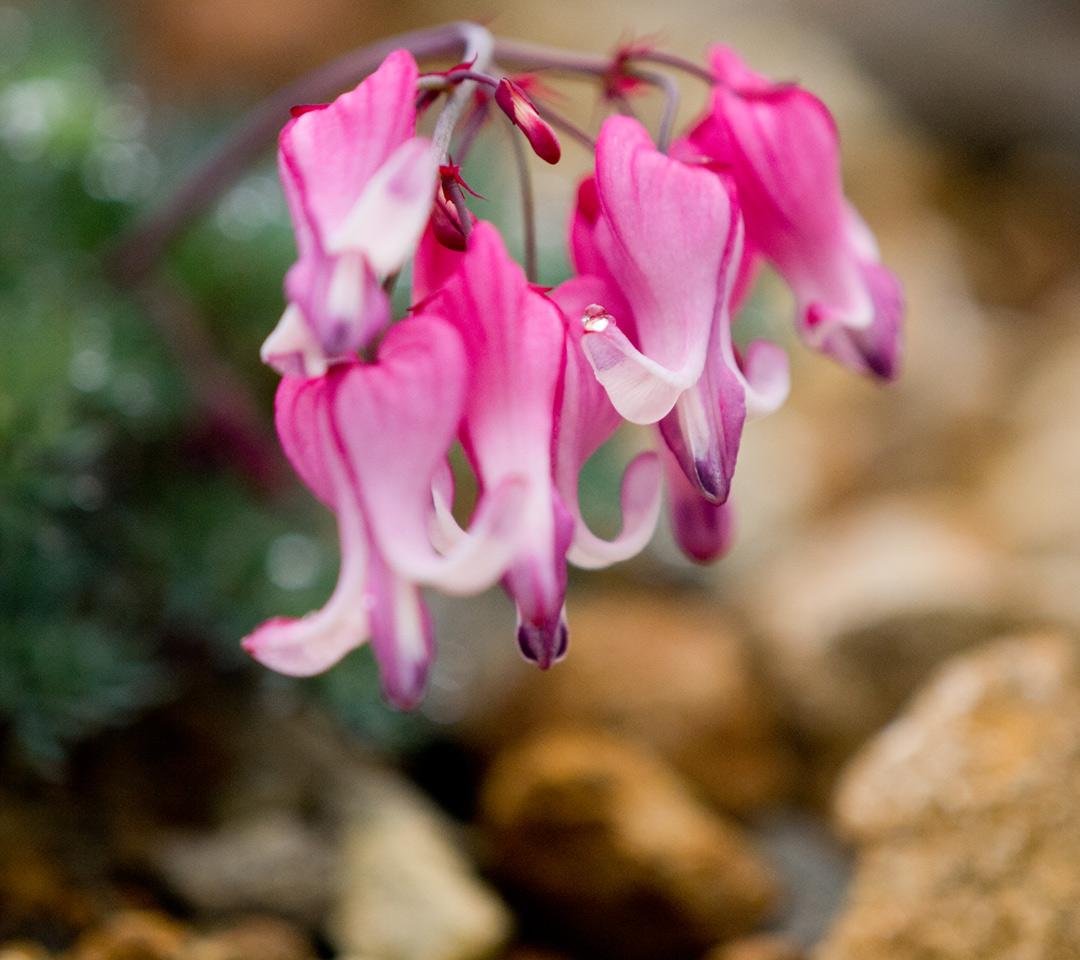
[{"left": 494, "top": 78, "right": 561, "bottom": 164}]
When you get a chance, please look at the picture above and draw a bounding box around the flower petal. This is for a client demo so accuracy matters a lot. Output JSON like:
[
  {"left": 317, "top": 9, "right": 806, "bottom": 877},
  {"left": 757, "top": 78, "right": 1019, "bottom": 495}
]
[
  {"left": 694, "top": 46, "right": 903, "bottom": 380},
  {"left": 366, "top": 545, "right": 435, "bottom": 709},
  {"left": 661, "top": 441, "right": 736, "bottom": 564},
  {"left": 549, "top": 275, "right": 662, "bottom": 568},
  {"left": 582, "top": 116, "right": 739, "bottom": 420},
  {"left": 279, "top": 50, "right": 421, "bottom": 245},
  {"left": 334, "top": 314, "right": 526, "bottom": 594},
  {"left": 243, "top": 375, "right": 372, "bottom": 675},
  {"left": 326, "top": 136, "right": 438, "bottom": 275}
]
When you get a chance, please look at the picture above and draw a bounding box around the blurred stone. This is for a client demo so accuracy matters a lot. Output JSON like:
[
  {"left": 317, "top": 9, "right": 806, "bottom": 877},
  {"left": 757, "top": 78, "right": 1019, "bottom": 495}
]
[
  {"left": 329, "top": 767, "right": 511, "bottom": 960},
  {"left": 0, "top": 797, "right": 97, "bottom": 942},
  {"left": 153, "top": 814, "right": 335, "bottom": 925},
  {"left": 0, "top": 943, "right": 53, "bottom": 960},
  {"left": 483, "top": 589, "right": 797, "bottom": 815},
  {"left": 705, "top": 934, "right": 806, "bottom": 960},
  {"left": 800, "top": 0, "right": 1080, "bottom": 157},
  {"left": 751, "top": 814, "right": 851, "bottom": 946},
  {"left": 185, "top": 917, "right": 315, "bottom": 960},
  {"left": 69, "top": 910, "right": 189, "bottom": 960},
  {"left": 819, "top": 632, "right": 1080, "bottom": 959},
  {"left": 480, "top": 730, "right": 780, "bottom": 960},
  {"left": 982, "top": 284, "right": 1080, "bottom": 554},
  {"left": 745, "top": 497, "right": 1022, "bottom": 786}
]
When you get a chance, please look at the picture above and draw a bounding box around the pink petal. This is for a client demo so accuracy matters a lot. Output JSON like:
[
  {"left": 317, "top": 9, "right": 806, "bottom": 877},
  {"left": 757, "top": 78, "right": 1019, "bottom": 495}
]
[
  {"left": 284, "top": 248, "right": 390, "bottom": 359},
  {"left": 661, "top": 441, "right": 736, "bottom": 564},
  {"left": 326, "top": 136, "right": 438, "bottom": 275},
  {"left": 279, "top": 50, "right": 421, "bottom": 246},
  {"left": 334, "top": 314, "right": 527, "bottom": 593},
  {"left": 582, "top": 116, "right": 740, "bottom": 423},
  {"left": 365, "top": 545, "right": 435, "bottom": 709},
  {"left": 244, "top": 374, "right": 373, "bottom": 676},
  {"left": 260, "top": 303, "right": 329, "bottom": 378},
  {"left": 695, "top": 46, "right": 903, "bottom": 380},
  {"left": 549, "top": 275, "right": 662, "bottom": 568},
  {"left": 432, "top": 222, "right": 574, "bottom": 666}
]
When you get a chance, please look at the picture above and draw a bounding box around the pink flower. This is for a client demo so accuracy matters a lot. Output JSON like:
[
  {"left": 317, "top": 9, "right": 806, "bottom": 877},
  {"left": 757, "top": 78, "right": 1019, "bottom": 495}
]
[
  {"left": 243, "top": 315, "right": 524, "bottom": 707},
  {"left": 685, "top": 46, "right": 903, "bottom": 379},
  {"left": 571, "top": 115, "right": 788, "bottom": 503},
  {"left": 428, "top": 222, "right": 573, "bottom": 668},
  {"left": 261, "top": 50, "right": 439, "bottom": 377}
]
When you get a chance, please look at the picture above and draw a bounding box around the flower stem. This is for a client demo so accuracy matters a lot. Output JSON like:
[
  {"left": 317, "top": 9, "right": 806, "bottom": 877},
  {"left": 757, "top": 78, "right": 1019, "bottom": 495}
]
[
  {"left": 107, "top": 25, "right": 698, "bottom": 285},
  {"left": 505, "top": 119, "right": 537, "bottom": 283}
]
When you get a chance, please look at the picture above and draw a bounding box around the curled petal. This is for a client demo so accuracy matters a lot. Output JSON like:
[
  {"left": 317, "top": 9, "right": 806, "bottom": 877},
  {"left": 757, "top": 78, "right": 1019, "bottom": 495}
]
[
  {"left": 549, "top": 275, "right": 661, "bottom": 568},
  {"left": 261, "top": 303, "right": 329, "bottom": 378},
  {"left": 244, "top": 380, "right": 371, "bottom": 676},
  {"left": 566, "top": 451, "right": 663, "bottom": 569}
]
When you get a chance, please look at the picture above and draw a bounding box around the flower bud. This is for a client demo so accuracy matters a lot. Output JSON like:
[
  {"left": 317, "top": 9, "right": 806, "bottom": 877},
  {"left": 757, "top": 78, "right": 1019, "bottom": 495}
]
[{"left": 494, "top": 78, "right": 561, "bottom": 164}]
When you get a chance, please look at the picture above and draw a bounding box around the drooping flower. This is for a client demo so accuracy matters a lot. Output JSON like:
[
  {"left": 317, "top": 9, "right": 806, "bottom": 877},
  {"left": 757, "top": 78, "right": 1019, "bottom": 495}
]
[
  {"left": 244, "top": 315, "right": 525, "bottom": 707},
  {"left": 684, "top": 46, "right": 903, "bottom": 379},
  {"left": 571, "top": 115, "right": 788, "bottom": 504},
  {"left": 428, "top": 222, "right": 573, "bottom": 668},
  {"left": 261, "top": 50, "right": 439, "bottom": 377},
  {"left": 571, "top": 115, "right": 740, "bottom": 426}
]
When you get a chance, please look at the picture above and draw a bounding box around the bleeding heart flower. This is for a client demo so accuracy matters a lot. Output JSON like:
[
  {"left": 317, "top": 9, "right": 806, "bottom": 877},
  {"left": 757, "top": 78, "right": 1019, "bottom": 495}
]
[
  {"left": 262, "top": 50, "right": 439, "bottom": 377},
  {"left": 685, "top": 46, "right": 903, "bottom": 379}
]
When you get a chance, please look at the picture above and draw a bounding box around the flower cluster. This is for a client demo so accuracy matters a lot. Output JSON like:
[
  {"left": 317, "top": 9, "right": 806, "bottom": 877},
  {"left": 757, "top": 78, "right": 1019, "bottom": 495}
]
[{"left": 243, "top": 41, "right": 903, "bottom": 708}]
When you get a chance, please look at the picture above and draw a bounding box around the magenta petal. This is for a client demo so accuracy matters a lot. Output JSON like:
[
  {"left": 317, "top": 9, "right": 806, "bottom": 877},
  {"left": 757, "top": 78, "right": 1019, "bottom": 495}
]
[
  {"left": 695, "top": 46, "right": 903, "bottom": 380},
  {"left": 366, "top": 546, "right": 435, "bottom": 709},
  {"left": 516, "top": 604, "right": 569, "bottom": 669},
  {"left": 581, "top": 116, "right": 739, "bottom": 422},
  {"left": 549, "top": 275, "right": 662, "bottom": 568},
  {"left": 244, "top": 375, "right": 373, "bottom": 676},
  {"left": 661, "top": 442, "right": 736, "bottom": 564},
  {"left": 658, "top": 347, "right": 746, "bottom": 504},
  {"left": 504, "top": 485, "right": 575, "bottom": 669},
  {"left": 279, "top": 50, "right": 421, "bottom": 245},
  {"left": 334, "top": 314, "right": 525, "bottom": 594},
  {"left": 433, "top": 223, "right": 574, "bottom": 663},
  {"left": 436, "top": 222, "right": 565, "bottom": 483},
  {"left": 241, "top": 509, "right": 369, "bottom": 676},
  {"left": 284, "top": 249, "right": 390, "bottom": 358}
]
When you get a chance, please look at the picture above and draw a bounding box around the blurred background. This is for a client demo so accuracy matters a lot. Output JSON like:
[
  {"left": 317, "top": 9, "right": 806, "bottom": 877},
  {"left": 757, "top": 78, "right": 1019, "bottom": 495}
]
[{"left": 4, "top": 1, "right": 1080, "bottom": 959}]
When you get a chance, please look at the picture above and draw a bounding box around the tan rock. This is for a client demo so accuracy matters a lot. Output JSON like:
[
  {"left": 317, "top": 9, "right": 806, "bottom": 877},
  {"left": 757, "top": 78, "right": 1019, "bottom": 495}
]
[
  {"left": 0, "top": 943, "right": 52, "bottom": 960},
  {"left": 69, "top": 910, "right": 189, "bottom": 960},
  {"left": 153, "top": 814, "right": 336, "bottom": 925},
  {"left": 185, "top": 917, "right": 316, "bottom": 960},
  {"left": 329, "top": 767, "right": 512, "bottom": 960},
  {"left": 480, "top": 730, "right": 780, "bottom": 960},
  {"left": 818, "top": 633, "right": 1080, "bottom": 960},
  {"left": 489, "top": 590, "right": 797, "bottom": 815},
  {"left": 706, "top": 934, "right": 806, "bottom": 960},
  {"left": 745, "top": 497, "right": 1022, "bottom": 789}
]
